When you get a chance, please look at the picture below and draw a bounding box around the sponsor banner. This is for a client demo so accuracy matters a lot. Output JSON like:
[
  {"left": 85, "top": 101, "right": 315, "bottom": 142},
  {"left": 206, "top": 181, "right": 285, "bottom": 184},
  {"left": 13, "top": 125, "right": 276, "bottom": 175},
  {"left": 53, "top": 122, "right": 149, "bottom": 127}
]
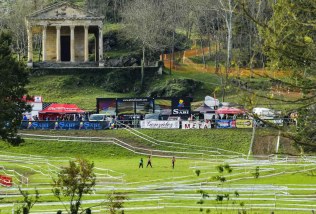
[
  {"left": 171, "top": 98, "right": 191, "bottom": 116},
  {"left": 20, "top": 121, "right": 110, "bottom": 130},
  {"left": 182, "top": 121, "right": 212, "bottom": 129},
  {"left": 215, "top": 119, "right": 236, "bottom": 128},
  {"left": 140, "top": 120, "right": 179, "bottom": 129},
  {"left": 236, "top": 119, "right": 253, "bottom": 128},
  {"left": 0, "top": 175, "right": 12, "bottom": 187},
  {"left": 119, "top": 98, "right": 152, "bottom": 102}
]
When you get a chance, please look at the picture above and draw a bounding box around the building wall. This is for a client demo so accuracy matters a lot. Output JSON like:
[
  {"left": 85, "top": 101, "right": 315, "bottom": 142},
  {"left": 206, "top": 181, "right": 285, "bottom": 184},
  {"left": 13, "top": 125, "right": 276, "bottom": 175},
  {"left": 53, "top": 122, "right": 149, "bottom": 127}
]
[
  {"left": 45, "top": 26, "right": 84, "bottom": 61},
  {"left": 74, "top": 26, "right": 84, "bottom": 61},
  {"left": 46, "top": 26, "right": 56, "bottom": 61}
]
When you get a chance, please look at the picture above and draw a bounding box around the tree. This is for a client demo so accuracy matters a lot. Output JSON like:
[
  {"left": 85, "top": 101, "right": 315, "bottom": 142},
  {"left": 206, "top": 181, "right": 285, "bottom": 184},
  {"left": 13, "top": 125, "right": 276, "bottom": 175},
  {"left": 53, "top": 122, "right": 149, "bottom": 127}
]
[
  {"left": 216, "top": 0, "right": 238, "bottom": 102},
  {"left": 52, "top": 157, "right": 96, "bottom": 214},
  {"left": 240, "top": 0, "right": 316, "bottom": 148},
  {"left": 1, "top": 0, "right": 50, "bottom": 60},
  {"left": 121, "top": 0, "right": 172, "bottom": 86},
  {"left": 15, "top": 187, "right": 40, "bottom": 214},
  {"left": 107, "top": 191, "right": 127, "bottom": 214},
  {"left": 0, "top": 32, "right": 30, "bottom": 145}
]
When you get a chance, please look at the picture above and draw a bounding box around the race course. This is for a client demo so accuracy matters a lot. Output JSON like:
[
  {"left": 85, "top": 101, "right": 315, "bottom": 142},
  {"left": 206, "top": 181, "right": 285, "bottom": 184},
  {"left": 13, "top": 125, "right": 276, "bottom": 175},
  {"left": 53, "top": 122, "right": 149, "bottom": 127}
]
[{"left": 1, "top": 128, "right": 315, "bottom": 213}]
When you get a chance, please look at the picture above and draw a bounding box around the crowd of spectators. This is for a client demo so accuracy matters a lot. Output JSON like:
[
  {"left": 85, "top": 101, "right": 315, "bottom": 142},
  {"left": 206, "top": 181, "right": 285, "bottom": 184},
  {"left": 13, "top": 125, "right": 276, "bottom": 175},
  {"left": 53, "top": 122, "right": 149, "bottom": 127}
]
[{"left": 22, "top": 113, "right": 90, "bottom": 122}]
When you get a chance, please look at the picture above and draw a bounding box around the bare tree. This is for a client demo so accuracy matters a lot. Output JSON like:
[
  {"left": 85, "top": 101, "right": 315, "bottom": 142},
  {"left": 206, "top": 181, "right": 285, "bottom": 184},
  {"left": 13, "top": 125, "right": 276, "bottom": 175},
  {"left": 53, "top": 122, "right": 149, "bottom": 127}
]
[
  {"left": 1, "top": 0, "right": 50, "bottom": 61},
  {"left": 121, "top": 0, "right": 172, "bottom": 86},
  {"left": 216, "top": 0, "right": 238, "bottom": 101}
]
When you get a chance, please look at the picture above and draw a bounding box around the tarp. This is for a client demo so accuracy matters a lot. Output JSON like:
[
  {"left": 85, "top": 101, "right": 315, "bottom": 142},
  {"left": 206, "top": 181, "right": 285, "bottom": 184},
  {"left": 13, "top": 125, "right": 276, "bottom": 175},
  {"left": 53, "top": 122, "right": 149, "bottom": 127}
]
[
  {"left": 215, "top": 107, "right": 244, "bottom": 114},
  {"left": 39, "top": 103, "right": 85, "bottom": 114}
]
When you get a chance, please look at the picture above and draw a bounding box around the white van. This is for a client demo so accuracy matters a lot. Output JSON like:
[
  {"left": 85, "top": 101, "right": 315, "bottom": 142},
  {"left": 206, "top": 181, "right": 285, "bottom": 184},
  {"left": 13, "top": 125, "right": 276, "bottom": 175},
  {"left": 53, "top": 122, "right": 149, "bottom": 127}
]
[{"left": 252, "top": 107, "right": 276, "bottom": 119}]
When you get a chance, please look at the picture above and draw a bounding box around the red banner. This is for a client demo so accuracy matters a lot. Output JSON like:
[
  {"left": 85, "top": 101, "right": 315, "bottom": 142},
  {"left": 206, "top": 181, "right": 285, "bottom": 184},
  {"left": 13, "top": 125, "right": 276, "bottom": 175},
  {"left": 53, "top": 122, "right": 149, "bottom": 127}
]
[{"left": 0, "top": 175, "right": 13, "bottom": 187}]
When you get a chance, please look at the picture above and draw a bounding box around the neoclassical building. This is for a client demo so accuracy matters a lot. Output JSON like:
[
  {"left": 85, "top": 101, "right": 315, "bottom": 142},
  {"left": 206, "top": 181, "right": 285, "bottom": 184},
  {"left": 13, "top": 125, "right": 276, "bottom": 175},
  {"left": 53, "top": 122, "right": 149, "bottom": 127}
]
[{"left": 25, "top": 2, "right": 104, "bottom": 67}]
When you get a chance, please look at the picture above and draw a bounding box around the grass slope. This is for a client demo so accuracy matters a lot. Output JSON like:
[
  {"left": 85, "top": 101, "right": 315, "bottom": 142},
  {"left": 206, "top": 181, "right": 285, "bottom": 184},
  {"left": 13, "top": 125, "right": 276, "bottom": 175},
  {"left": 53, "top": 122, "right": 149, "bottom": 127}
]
[
  {"left": 14, "top": 129, "right": 252, "bottom": 155},
  {"left": 26, "top": 75, "right": 134, "bottom": 111}
]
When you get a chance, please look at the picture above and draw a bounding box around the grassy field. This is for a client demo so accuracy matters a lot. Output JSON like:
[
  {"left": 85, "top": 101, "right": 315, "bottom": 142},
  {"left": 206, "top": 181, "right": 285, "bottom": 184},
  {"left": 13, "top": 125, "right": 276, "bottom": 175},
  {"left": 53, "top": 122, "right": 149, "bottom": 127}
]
[{"left": 0, "top": 129, "right": 315, "bottom": 213}]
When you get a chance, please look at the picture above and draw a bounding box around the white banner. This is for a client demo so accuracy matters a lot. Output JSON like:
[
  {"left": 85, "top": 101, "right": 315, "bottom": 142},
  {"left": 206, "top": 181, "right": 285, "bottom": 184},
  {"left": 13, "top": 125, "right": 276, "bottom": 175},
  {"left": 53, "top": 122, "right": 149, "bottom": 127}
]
[
  {"left": 182, "top": 121, "right": 212, "bottom": 129},
  {"left": 140, "top": 120, "right": 180, "bottom": 129}
]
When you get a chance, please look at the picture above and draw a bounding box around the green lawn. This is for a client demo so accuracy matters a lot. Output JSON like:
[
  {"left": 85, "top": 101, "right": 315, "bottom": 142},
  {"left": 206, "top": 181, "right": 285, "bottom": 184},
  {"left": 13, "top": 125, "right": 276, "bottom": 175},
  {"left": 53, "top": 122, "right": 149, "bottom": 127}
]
[{"left": 26, "top": 75, "right": 134, "bottom": 111}]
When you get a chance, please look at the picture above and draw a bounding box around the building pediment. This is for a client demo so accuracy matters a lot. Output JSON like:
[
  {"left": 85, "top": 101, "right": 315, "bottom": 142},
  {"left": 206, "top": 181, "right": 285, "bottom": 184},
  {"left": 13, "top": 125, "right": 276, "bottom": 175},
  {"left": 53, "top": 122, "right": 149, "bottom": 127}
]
[{"left": 27, "top": 1, "right": 103, "bottom": 21}]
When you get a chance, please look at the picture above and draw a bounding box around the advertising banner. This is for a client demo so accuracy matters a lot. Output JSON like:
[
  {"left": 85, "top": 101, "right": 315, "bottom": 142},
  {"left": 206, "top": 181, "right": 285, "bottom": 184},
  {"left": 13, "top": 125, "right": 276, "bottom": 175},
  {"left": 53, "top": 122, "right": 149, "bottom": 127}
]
[
  {"left": 20, "top": 121, "right": 110, "bottom": 130},
  {"left": 0, "top": 175, "right": 12, "bottom": 187},
  {"left": 182, "top": 121, "right": 212, "bottom": 129},
  {"left": 215, "top": 119, "right": 236, "bottom": 128},
  {"left": 236, "top": 119, "right": 253, "bottom": 128},
  {"left": 140, "top": 120, "right": 179, "bottom": 129},
  {"left": 171, "top": 98, "right": 191, "bottom": 116},
  {"left": 154, "top": 98, "right": 172, "bottom": 115},
  {"left": 97, "top": 98, "right": 116, "bottom": 115}
]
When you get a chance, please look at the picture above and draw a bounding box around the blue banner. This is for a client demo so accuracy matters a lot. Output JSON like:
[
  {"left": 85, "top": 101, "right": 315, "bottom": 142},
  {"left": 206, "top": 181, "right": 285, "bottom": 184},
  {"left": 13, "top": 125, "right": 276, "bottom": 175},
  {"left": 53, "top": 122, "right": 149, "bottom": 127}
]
[
  {"left": 215, "top": 120, "right": 236, "bottom": 128},
  {"left": 20, "top": 121, "right": 110, "bottom": 130}
]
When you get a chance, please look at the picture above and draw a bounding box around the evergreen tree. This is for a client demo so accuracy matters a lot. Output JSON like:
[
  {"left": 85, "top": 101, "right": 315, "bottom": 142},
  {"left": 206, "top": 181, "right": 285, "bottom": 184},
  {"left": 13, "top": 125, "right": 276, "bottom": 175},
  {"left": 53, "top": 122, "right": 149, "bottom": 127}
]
[
  {"left": 242, "top": 0, "right": 316, "bottom": 147},
  {"left": 0, "top": 32, "right": 30, "bottom": 145}
]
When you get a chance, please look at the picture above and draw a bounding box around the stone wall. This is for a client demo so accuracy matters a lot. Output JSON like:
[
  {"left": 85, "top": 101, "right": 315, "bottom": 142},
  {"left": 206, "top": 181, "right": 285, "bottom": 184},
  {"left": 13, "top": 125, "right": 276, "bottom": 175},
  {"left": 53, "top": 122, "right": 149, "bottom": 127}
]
[
  {"left": 46, "top": 26, "right": 56, "bottom": 61},
  {"left": 45, "top": 26, "right": 85, "bottom": 62},
  {"left": 31, "top": 65, "right": 161, "bottom": 76},
  {"left": 74, "top": 26, "right": 84, "bottom": 61}
]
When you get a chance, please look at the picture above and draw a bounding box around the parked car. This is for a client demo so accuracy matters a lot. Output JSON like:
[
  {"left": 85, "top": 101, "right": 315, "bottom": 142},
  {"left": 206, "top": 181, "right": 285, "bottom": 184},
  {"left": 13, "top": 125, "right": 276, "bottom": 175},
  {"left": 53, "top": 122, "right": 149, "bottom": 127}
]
[
  {"left": 167, "top": 116, "right": 181, "bottom": 121},
  {"left": 144, "top": 113, "right": 161, "bottom": 121},
  {"left": 89, "top": 114, "right": 110, "bottom": 121}
]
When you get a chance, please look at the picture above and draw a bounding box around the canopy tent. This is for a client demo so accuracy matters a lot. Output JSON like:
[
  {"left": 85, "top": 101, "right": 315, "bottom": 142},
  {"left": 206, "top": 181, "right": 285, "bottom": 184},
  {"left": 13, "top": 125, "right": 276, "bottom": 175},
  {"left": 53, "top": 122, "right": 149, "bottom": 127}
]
[
  {"left": 39, "top": 103, "right": 85, "bottom": 120},
  {"left": 215, "top": 107, "right": 245, "bottom": 114},
  {"left": 204, "top": 96, "right": 220, "bottom": 107},
  {"left": 40, "top": 104, "right": 85, "bottom": 114},
  {"left": 193, "top": 104, "right": 215, "bottom": 113}
]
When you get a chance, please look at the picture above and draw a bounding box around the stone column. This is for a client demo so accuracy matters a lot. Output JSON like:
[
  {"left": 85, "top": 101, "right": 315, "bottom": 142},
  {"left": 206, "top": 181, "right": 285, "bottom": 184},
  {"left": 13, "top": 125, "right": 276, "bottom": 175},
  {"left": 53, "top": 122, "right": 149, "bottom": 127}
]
[
  {"left": 94, "top": 32, "right": 98, "bottom": 62},
  {"left": 84, "top": 25, "right": 89, "bottom": 62},
  {"left": 70, "top": 25, "right": 75, "bottom": 62},
  {"left": 27, "top": 26, "right": 33, "bottom": 67},
  {"left": 56, "top": 26, "right": 61, "bottom": 62},
  {"left": 98, "top": 25, "right": 104, "bottom": 66},
  {"left": 42, "top": 25, "right": 47, "bottom": 62}
]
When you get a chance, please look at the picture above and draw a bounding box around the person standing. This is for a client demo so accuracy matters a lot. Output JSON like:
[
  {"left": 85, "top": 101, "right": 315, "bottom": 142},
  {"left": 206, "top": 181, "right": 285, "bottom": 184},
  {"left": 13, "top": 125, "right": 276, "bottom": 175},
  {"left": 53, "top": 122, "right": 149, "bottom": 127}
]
[
  {"left": 146, "top": 155, "right": 152, "bottom": 168},
  {"left": 139, "top": 158, "right": 143, "bottom": 168},
  {"left": 172, "top": 156, "right": 176, "bottom": 169}
]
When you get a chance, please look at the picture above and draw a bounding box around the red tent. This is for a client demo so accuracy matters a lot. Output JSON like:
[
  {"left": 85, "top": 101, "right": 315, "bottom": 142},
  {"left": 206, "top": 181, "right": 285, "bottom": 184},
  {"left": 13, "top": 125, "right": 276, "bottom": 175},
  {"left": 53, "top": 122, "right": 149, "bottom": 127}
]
[
  {"left": 215, "top": 107, "right": 245, "bottom": 114},
  {"left": 39, "top": 103, "right": 85, "bottom": 120}
]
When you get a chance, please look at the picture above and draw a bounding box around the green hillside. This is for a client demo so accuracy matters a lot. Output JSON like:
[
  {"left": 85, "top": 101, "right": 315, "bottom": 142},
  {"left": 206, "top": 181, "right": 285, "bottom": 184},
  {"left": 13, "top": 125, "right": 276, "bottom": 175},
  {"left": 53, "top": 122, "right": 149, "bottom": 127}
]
[{"left": 26, "top": 70, "right": 220, "bottom": 111}]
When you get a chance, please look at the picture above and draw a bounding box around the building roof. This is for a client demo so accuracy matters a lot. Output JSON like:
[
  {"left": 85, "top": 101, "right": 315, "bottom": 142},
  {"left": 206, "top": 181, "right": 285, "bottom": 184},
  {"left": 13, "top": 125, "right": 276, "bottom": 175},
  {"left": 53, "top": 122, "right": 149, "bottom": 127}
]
[
  {"left": 193, "top": 104, "right": 215, "bottom": 113},
  {"left": 26, "top": 1, "right": 104, "bottom": 21}
]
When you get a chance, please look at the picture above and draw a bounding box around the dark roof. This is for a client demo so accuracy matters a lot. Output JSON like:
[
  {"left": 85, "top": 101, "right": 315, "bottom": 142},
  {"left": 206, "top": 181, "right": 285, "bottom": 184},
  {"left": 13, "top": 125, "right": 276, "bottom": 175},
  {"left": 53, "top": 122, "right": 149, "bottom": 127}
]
[{"left": 193, "top": 104, "right": 215, "bottom": 113}]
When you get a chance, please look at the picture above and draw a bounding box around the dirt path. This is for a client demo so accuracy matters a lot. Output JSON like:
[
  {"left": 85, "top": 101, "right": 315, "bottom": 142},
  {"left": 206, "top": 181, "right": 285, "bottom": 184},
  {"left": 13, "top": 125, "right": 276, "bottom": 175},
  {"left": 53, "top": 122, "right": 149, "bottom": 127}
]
[{"left": 161, "top": 48, "right": 289, "bottom": 79}]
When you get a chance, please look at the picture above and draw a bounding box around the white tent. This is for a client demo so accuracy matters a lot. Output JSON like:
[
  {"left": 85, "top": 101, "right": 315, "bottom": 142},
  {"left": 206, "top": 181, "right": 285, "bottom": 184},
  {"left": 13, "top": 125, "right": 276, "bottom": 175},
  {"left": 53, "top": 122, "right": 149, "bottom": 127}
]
[{"left": 204, "top": 96, "right": 220, "bottom": 108}]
